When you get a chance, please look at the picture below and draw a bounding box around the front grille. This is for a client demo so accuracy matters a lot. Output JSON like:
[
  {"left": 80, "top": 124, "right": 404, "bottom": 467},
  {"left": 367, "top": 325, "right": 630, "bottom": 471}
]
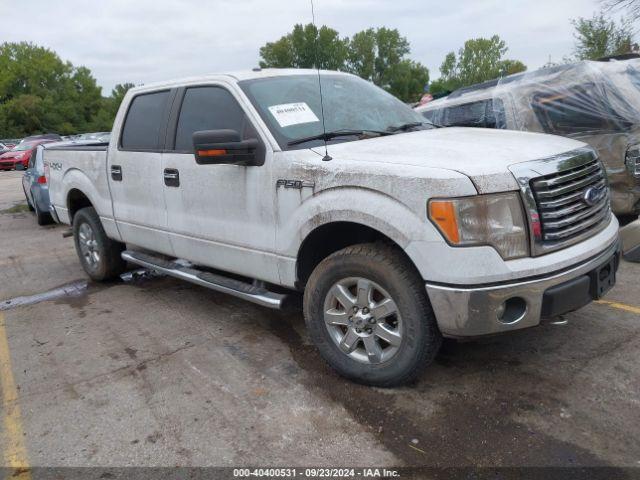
[
  {"left": 626, "top": 147, "right": 640, "bottom": 177},
  {"left": 530, "top": 156, "right": 610, "bottom": 246}
]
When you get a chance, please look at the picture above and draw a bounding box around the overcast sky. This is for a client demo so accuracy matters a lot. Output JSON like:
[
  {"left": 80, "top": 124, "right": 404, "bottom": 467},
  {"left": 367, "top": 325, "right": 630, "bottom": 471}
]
[{"left": 0, "top": 0, "right": 615, "bottom": 94}]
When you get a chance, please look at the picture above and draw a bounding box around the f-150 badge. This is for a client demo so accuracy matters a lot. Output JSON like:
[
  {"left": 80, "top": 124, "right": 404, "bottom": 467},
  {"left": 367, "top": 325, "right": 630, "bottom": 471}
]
[{"left": 276, "top": 179, "right": 315, "bottom": 190}]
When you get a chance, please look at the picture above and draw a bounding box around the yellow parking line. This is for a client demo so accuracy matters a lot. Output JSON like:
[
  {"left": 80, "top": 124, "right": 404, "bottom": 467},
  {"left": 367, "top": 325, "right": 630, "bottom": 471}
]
[
  {"left": 0, "top": 312, "right": 31, "bottom": 479},
  {"left": 595, "top": 300, "right": 640, "bottom": 315}
]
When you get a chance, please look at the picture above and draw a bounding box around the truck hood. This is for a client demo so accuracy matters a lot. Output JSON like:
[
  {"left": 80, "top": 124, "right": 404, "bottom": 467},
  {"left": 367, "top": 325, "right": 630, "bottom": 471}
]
[{"left": 316, "top": 127, "right": 588, "bottom": 193}]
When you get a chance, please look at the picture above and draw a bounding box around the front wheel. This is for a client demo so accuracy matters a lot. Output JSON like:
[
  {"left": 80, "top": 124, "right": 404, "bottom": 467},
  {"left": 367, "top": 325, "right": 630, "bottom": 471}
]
[
  {"left": 73, "top": 207, "right": 126, "bottom": 281},
  {"left": 303, "top": 243, "right": 442, "bottom": 387}
]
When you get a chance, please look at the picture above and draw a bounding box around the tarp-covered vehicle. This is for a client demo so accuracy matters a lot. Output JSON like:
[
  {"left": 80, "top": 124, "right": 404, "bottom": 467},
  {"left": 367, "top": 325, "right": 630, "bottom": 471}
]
[{"left": 417, "top": 59, "right": 640, "bottom": 220}]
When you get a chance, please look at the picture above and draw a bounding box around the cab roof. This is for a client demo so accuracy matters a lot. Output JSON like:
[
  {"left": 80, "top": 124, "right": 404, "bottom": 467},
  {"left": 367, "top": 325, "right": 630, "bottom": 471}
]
[{"left": 128, "top": 68, "right": 353, "bottom": 94}]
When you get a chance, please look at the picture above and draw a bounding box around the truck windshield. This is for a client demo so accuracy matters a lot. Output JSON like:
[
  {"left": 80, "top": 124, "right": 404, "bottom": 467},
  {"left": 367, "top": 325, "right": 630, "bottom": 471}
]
[{"left": 239, "top": 74, "right": 426, "bottom": 150}]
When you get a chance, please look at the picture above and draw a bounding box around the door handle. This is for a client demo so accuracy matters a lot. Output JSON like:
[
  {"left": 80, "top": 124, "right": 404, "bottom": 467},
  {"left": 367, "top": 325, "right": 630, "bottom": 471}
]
[
  {"left": 110, "top": 165, "right": 122, "bottom": 181},
  {"left": 163, "top": 168, "right": 180, "bottom": 187}
]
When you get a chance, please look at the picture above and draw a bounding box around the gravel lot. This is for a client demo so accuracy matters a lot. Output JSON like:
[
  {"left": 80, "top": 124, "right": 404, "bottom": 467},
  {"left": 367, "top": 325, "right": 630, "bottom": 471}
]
[{"left": 0, "top": 170, "right": 639, "bottom": 473}]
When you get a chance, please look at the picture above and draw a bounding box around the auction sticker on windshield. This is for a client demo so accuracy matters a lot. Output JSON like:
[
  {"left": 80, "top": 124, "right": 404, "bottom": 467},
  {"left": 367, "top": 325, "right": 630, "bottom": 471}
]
[{"left": 268, "top": 102, "right": 320, "bottom": 127}]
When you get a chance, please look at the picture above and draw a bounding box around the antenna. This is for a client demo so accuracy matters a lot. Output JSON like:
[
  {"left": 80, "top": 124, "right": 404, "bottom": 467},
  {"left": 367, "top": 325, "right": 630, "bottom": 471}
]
[{"left": 310, "top": 0, "right": 332, "bottom": 161}]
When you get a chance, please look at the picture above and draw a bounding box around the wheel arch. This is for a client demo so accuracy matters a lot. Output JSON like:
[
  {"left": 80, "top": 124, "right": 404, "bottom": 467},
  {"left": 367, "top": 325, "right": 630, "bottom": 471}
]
[
  {"left": 295, "top": 220, "right": 414, "bottom": 289},
  {"left": 281, "top": 186, "right": 435, "bottom": 289},
  {"left": 66, "top": 188, "right": 94, "bottom": 222}
]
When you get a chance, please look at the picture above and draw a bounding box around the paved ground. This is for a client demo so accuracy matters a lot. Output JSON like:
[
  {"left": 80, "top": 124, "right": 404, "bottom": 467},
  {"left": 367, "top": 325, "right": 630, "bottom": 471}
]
[{"left": 0, "top": 170, "right": 639, "bottom": 470}]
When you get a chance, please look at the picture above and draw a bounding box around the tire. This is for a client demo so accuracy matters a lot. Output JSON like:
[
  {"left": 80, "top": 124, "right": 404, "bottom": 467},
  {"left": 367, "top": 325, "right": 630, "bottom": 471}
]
[
  {"left": 303, "top": 243, "right": 442, "bottom": 387},
  {"left": 73, "top": 206, "right": 126, "bottom": 281},
  {"left": 34, "top": 200, "right": 52, "bottom": 226}
]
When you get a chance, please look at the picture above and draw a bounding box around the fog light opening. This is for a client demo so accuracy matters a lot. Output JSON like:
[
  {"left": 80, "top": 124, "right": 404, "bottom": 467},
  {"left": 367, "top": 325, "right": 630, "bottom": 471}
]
[{"left": 497, "top": 297, "right": 527, "bottom": 324}]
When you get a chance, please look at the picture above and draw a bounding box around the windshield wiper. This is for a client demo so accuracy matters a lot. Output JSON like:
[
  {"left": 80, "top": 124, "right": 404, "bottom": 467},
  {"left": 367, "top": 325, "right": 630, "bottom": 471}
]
[
  {"left": 386, "top": 121, "right": 424, "bottom": 132},
  {"left": 287, "top": 129, "right": 392, "bottom": 147},
  {"left": 387, "top": 120, "right": 444, "bottom": 131}
]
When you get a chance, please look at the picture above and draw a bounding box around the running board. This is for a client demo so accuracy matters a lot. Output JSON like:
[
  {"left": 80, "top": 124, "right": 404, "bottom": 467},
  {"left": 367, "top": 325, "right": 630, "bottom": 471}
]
[{"left": 121, "top": 250, "right": 291, "bottom": 309}]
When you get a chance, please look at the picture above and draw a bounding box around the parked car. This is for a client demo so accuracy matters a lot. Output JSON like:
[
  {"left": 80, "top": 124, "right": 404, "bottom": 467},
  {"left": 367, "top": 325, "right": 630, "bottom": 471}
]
[
  {"left": 22, "top": 144, "right": 54, "bottom": 225},
  {"left": 45, "top": 69, "right": 620, "bottom": 386},
  {"left": 0, "top": 142, "right": 12, "bottom": 156},
  {"left": 620, "top": 218, "right": 640, "bottom": 261},
  {"left": 1, "top": 139, "right": 19, "bottom": 150},
  {"left": 0, "top": 139, "right": 56, "bottom": 171},
  {"left": 416, "top": 59, "right": 640, "bottom": 221},
  {"left": 20, "top": 133, "right": 62, "bottom": 143},
  {"left": 21, "top": 140, "right": 87, "bottom": 224}
]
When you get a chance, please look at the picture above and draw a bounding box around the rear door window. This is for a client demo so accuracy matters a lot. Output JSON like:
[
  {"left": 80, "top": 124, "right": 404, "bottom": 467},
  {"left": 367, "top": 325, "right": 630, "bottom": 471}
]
[
  {"left": 440, "top": 99, "right": 505, "bottom": 129},
  {"left": 120, "top": 90, "right": 171, "bottom": 150},
  {"left": 173, "top": 87, "right": 246, "bottom": 153},
  {"left": 531, "top": 83, "right": 633, "bottom": 134}
]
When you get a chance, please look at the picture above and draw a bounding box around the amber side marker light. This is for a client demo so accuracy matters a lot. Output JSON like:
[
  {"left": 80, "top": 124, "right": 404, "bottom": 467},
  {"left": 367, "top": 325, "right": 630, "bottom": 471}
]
[
  {"left": 197, "top": 149, "right": 227, "bottom": 157},
  {"left": 429, "top": 200, "right": 460, "bottom": 244}
]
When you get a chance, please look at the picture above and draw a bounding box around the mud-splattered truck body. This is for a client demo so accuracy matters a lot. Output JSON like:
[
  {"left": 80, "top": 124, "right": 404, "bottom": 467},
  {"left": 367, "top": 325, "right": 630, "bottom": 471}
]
[{"left": 45, "top": 69, "right": 620, "bottom": 386}]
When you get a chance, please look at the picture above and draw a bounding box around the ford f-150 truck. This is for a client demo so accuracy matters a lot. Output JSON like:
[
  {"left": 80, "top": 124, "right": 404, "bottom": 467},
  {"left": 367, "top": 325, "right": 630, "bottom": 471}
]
[{"left": 45, "top": 69, "right": 621, "bottom": 386}]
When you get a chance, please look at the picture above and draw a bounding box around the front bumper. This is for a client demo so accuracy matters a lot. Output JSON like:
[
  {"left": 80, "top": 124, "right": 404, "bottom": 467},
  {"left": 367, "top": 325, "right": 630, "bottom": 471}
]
[{"left": 426, "top": 239, "right": 621, "bottom": 337}]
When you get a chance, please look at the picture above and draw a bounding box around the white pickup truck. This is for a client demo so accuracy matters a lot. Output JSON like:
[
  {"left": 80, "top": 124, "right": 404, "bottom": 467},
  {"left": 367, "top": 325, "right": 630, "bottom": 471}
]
[{"left": 45, "top": 69, "right": 621, "bottom": 386}]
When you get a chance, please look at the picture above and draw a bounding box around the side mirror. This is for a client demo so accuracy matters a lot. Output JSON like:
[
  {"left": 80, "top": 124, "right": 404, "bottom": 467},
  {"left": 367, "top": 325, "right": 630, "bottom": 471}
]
[{"left": 193, "top": 129, "right": 261, "bottom": 166}]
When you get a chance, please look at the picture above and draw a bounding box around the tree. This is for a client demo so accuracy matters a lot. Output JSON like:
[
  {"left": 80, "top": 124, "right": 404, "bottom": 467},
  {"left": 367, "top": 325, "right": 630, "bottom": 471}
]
[
  {"left": 259, "top": 24, "right": 349, "bottom": 70},
  {"left": 259, "top": 25, "right": 429, "bottom": 102},
  {"left": 430, "top": 36, "right": 527, "bottom": 95},
  {"left": 385, "top": 59, "right": 430, "bottom": 103},
  {"left": 108, "top": 83, "right": 135, "bottom": 118},
  {"left": 87, "top": 83, "right": 136, "bottom": 131},
  {"left": 571, "top": 12, "right": 634, "bottom": 60},
  {"left": 603, "top": 0, "right": 640, "bottom": 22},
  {"left": 346, "top": 27, "right": 429, "bottom": 101},
  {"left": 0, "top": 42, "right": 106, "bottom": 137}
]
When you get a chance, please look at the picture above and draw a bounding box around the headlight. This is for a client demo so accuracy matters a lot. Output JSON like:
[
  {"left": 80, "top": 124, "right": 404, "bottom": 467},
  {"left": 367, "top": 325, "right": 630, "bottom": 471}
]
[
  {"left": 626, "top": 145, "right": 640, "bottom": 177},
  {"left": 428, "top": 192, "right": 529, "bottom": 260}
]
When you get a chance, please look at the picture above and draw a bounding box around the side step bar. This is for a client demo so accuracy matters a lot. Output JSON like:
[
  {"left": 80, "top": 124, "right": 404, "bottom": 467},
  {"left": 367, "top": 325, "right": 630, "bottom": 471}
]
[{"left": 121, "top": 250, "right": 291, "bottom": 309}]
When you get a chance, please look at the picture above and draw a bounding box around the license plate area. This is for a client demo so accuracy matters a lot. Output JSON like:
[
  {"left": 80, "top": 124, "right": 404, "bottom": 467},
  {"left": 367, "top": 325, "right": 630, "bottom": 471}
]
[{"left": 589, "top": 255, "right": 617, "bottom": 299}]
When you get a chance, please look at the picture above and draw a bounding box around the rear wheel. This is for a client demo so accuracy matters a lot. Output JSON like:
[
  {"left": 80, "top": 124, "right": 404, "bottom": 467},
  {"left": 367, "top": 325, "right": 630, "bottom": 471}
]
[
  {"left": 33, "top": 198, "right": 52, "bottom": 226},
  {"left": 303, "top": 243, "right": 442, "bottom": 387},
  {"left": 73, "top": 207, "right": 126, "bottom": 281}
]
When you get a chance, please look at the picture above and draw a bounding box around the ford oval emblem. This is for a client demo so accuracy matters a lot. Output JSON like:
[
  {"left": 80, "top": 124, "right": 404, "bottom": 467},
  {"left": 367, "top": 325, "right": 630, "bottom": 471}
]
[{"left": 582, "top": 186, "right": 605, "bottom": 207}]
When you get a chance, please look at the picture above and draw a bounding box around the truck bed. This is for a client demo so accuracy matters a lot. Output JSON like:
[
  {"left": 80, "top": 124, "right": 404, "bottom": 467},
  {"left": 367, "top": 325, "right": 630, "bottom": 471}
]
[{"left": 44, "top": 144, "right": 114, "bottom": 228}]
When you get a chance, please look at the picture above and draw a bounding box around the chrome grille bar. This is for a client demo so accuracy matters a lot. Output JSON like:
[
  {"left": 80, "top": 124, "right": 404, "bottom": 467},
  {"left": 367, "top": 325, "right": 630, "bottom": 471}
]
[
  {"left": 537, "top": 179, "right": 606, "bottom": 209},
  {"left": 543, "top": 204, "right": 611, "bottom": 240},
  {"left": 533, "top": 170, "right": 605, "bottom": 198},
  {"left": 509, "top": 147, "right": 611, "bottom": 256},
  {"left": 542, "top": 197, "right": 608, "bottom": 231},
  {"left": 532, "top": 162, "right": 600, "bottom": 188}
]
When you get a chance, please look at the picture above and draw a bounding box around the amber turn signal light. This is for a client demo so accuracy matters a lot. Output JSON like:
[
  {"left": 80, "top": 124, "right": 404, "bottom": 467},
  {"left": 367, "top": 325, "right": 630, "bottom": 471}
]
[
  {"left": 197, "top": 149, "right": 227, "bottom": 157},
  {"left": 429, "top": 200, "right": 460, "bottom": 244}
]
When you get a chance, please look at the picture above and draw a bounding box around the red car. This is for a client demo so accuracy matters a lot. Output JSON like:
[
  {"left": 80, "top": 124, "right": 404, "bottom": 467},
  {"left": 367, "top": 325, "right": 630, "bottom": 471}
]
[{"left": 0, "top": 140, "right": 55, "bottom": 171}]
